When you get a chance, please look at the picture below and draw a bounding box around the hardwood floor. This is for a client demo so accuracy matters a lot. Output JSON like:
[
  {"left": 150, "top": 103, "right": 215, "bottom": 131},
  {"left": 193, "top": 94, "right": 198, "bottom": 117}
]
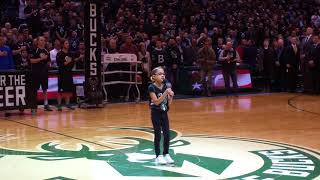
[{"left": 0, "top": 93, "right": 319, "bottom": 179}]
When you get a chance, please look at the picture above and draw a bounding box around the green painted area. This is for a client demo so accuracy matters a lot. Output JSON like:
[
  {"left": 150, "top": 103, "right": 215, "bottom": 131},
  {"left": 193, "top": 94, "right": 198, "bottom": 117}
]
[
  {"left": 228, "top": 149, "right": 320, "bottom": 180},
  {"left": 0, "top": 127, "right": 319, "bottom": 179},
  {"left": 44, "top": 176, "right": 76, "bottom": 180},
  {"left": 184, "top": 135, "right": 320, "bottom": 179},
  {"left": 0, "top": 127, "right": 232, "bottom": 177},
  {"left": 175, "top": 153, "right": 233, "bottom": 175}
]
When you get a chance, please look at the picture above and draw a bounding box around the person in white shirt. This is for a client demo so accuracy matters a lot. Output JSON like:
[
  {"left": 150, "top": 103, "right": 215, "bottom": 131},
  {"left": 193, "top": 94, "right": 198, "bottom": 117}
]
[
  {"left": 49, "top": 39, "right": 61, "bottom": 69},
  {"left": 18, "top": 0, "right": 27, "bottom": 24}
]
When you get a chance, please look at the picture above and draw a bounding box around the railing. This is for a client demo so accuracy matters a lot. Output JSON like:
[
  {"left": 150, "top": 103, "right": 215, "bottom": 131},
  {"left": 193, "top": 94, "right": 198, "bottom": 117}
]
[{"left": 101, "top": 53, "right": 142, "bottom": 102}]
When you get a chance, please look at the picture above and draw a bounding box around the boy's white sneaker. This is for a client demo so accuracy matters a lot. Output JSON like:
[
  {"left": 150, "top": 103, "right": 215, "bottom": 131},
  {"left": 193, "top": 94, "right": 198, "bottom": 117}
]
[
  {"left": 164, "top": 154, "right": 174, "bottom": 164},
  {"left": 155, "top": 155, "right": 166, "bottom": 165}
]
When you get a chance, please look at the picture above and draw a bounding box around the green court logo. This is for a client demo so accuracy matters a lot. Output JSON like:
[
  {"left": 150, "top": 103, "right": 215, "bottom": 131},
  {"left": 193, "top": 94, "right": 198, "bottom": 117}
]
[{"left": 0, "top": 127, "right": 319, "bottom": 179}]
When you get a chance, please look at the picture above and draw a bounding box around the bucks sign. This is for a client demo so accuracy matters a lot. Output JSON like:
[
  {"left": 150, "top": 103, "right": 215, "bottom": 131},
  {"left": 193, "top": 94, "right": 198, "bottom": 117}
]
[{"left": 84, "top": 0, "right": 103, "bottom": 105}]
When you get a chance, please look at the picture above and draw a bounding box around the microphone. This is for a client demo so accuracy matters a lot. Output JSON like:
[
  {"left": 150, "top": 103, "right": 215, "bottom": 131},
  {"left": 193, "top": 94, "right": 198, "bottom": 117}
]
[{"left": 163, "top": 79, "right": 172, "bottom": 88}]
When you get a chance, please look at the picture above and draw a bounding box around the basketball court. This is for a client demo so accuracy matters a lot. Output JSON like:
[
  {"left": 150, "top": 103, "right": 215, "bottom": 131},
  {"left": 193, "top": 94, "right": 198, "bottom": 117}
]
[{"left": 0, "top": 93, "right": 319, "bottom": 179}]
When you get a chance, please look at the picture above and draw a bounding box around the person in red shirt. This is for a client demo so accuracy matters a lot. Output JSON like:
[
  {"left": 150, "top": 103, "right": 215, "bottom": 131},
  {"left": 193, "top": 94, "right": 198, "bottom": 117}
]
[{"left": 236, "top": 39, "right": 247, "bottom": 62}]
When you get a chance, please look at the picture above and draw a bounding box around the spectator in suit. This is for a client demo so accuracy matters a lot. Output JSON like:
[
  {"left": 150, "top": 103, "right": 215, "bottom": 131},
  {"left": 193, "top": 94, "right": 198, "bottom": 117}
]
[
  {"left": 274, "top": 38, "right": 286, "bottom": 91},
  {"left": 301, "top": 27, "right": 315, "bottom": 93},
  {"left": 284, "top": 36, "right": 300, "bottom": 92},
  {"left": 305, "top": 35, "right": 320, "bottom": 94}
]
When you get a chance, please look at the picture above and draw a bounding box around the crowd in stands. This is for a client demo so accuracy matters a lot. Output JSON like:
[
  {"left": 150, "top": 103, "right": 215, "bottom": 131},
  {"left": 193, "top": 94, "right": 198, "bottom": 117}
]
[{"left": 0, "top": 0, "right": 320, "bottom": 102}]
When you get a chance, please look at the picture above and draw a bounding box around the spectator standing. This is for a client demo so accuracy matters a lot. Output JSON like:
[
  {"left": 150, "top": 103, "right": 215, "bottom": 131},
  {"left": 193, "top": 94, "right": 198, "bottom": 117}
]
[
  {"left": 305, "top": 35, "right": 320, "bottom": 94},
  {"left": 11, "top": 33, "right": 28, "bottom": 69},
  {"left": 56, "top": 40, "right": 75, "bottom": 111},
  {"left": 284, "top": 37, "right": 300, "bottom": 92},
  {"left": 301, "top": 27, "right": 315, "bottom": 93},
  {"left": 274, "top": 39, "right": 286, "bottom": 91},
  {"left": 119, "top": 35, "right": 138, "bottom": 100},
  {"left": 20, "top": 49, "right": 29, "bottom": 69},
  {"left": 165, "top": 38, "right": 181, "bottom": 91},
  {"left": 54, "top": 15, "right": 67, "bottom": 41},
  {"left": 151, "top": 40, "right": 166, "bottom": 69},
  {"left": 73, "top": 42, "right": 85, "bottom": 70},
  {"left": 0, "top": 35, "right": 14, "bottom": 70},
  {"left": 260, "top": 39, "right": 277, "bottom": 92},
  {"left": 18, "top": 0, "right": 27, "bottom": 24},
  {"left": 49, "top": 39, "right": 61, "bottom": 69},
  {"left": 24, "top": 0, "right": 41, "bottom": 37},
  {"left": 183, "top": 38, "right": 198, "bottom": 66},
  {"left": 29, "top": 36, "right": 52, "bottom": 114},
  {"left": 219, "top": 42, "right": 241, "bottom": 97},
  {"left": 197, "top": 38, "right": 216, "bottom": 96},
  {"left": 138, "top": 42, "right": 151, "bottom": 100}
]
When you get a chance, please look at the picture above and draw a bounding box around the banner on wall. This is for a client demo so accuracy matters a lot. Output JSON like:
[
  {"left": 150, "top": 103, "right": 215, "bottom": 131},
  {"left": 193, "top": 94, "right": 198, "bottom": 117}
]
[
  {"left": 213, "top": 69, "right": 252, "bottom": 89},
  {"left": 102, "top": 53, "right": 137, "bottom": 63},
  {"left": 37, "top": 74, "right": 85, "bottom": 100},
  {"left": 0, "top": 71, "right": 31, "bottom": 110},
  {"left": 188, "top": 69, "right": 252, "bottom": 93}
]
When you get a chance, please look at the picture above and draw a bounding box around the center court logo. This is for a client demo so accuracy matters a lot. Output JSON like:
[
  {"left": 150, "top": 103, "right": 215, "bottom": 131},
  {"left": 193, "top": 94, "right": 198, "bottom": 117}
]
[{"left": 0, "top": 127, "right": 319, "bottom": 179}]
